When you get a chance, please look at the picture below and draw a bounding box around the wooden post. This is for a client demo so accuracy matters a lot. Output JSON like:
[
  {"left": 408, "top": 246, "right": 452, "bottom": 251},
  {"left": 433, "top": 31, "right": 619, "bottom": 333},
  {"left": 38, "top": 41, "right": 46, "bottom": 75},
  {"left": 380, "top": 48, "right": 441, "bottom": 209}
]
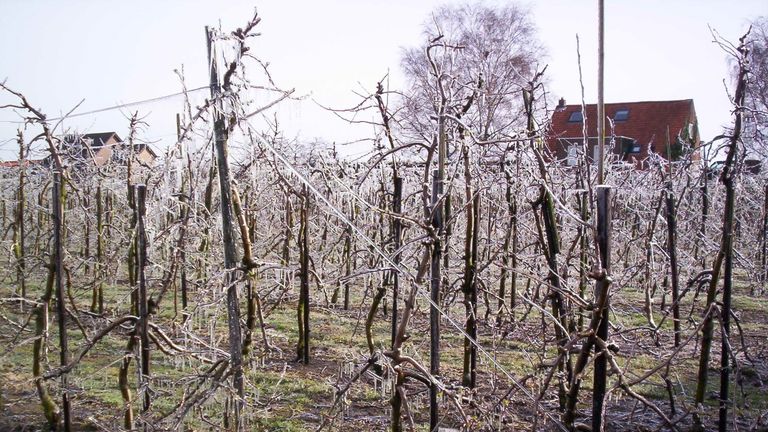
[
  {"left": 537, "top": 187, "right": 571, "bottom": 410},
  {"left": 665, "top": 182, "right": 681, "bottom": 346},
  {"left": 1, "top": 198, "right": 5, "bottom": 239},
  {"left": 299, "top": 185, "right": 310, "bottom": 364},
  {"left": 596, "top": 0, "right": 605, "bottom": 185},
  {"left": 510, "top": 161, "right": 520, "bottom": 322},
  {"left": 700, "top": 170, "right": 709, "bottom": 268},
  {"left": 15, "top": 131, "right": 26, "bottom": 300},
  {"left": 498, "top": 167, "right": 511, "bottom": 322},
  {"left": 128, "top": 184, "right": 138, "bottom": 316},
  {"left": 428, "top": 91, "right": 447, "bottom": 430},
  {"left": 592, "top": 185, "right": 612, "bottom": 431},
  {"left": 343, "top": 224, "right": 352, "bottom": 310},
  {"left": 82, "top": 190, "right": 91, "bottom": 276},
  {"left": 281, "top": 192, "right": 292, "bottom": 299},
  {"left": 176, "top": 113, "right": 190, "bottom": 321},
  {"left": 577, "top": 189, "right": 589, "bottom": 331},
  {"left": 429, "top": 169, "right": 442, "bottom": 430},
  {"left": 135, "top": 185, "right": 151, "bottom": 415},
  {"left": 464, "top": 193, "right": 479, "bottom": 388},
  {"left": 94, "top": 184, "right": 104, "bottom": 314},
  {"left": 719, "top": 180, "right": 737, "bottom": 432},
  {"left": 391, "top": 176, "right": 402, "bottom": 347},
  {"left": 460, "top": 141, "right": 479, "bottom": 389},
  {"left": 592, "top": 1, "right": 610, "bottom": 427},
  {"left": 53, "top": 172, "right": 71, "bottom": 432},
  {"left": 206, "top": 26, "right": 244, "bottom": 425}
]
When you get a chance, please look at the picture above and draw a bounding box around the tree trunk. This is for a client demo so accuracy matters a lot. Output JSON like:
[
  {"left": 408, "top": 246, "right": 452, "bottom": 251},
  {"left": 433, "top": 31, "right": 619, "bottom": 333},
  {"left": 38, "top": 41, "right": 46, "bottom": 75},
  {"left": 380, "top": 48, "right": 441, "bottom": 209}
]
[
  {"left": 53, "top": 172, "right": 72, "bottom": 432},
  {"left": 119, "top": 333, "right": 136, "bottom": 429},
  {"left": 693, "top": 35, "right": 747, "bottom": 432},
  {"left": 462, "top": 192, "right": 480, "bottom": 388},
  {"left": 34, "top": 263, "right": 59, "bottom": 429},
  {"left": 282, "top": 192, "right": 293, "bottom": 299},
  {"left": 343, "top": 225, "right": 352, "bottom": 310},
  {"left": 534, "top": 187, "right": 571, "bottom": 411},
  {"left": 366, "top": 286, "right": 386, "bottom": 356}
]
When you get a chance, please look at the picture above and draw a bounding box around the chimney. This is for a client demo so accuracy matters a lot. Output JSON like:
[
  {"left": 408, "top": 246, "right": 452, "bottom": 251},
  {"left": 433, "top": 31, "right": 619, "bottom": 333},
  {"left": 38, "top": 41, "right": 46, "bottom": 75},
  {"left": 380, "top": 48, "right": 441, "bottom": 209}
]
[{"left": 557, "top": 97, "right": 566, "bottom": 110}]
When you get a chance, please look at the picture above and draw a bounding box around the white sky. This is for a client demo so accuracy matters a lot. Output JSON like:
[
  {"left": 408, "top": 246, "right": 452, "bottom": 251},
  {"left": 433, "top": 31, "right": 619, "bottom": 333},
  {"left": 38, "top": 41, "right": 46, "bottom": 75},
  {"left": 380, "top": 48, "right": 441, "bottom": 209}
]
[{"left": 0, "top": 0, "right": 765, "bottom": 160}]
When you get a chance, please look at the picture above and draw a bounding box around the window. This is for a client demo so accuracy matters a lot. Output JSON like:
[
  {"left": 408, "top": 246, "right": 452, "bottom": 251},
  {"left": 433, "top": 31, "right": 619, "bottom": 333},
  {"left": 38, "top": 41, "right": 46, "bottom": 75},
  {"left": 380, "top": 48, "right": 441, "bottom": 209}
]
[
  {"left": 623, "top": 139, "right": 641, "bottom": 154},
  {"left": 568, "top": 111, "right": 583, "bottom": 122},
  {"left": 614, "top": 109, "right": 629, "bottom": 121}
]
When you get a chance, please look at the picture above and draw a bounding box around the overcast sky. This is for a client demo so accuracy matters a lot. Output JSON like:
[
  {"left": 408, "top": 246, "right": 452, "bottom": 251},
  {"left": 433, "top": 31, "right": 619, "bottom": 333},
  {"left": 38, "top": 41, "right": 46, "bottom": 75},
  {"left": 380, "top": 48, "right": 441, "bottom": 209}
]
[{"left": 0, "top": 0, "right": 764, "bottom": 160}]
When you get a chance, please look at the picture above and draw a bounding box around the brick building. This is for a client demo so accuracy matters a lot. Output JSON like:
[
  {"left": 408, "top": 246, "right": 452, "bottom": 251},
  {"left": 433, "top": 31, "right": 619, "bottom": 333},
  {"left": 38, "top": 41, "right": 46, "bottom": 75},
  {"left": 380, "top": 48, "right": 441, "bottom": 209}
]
[{"left": 546, "top": 99, "right": 700, "bottom": 167}]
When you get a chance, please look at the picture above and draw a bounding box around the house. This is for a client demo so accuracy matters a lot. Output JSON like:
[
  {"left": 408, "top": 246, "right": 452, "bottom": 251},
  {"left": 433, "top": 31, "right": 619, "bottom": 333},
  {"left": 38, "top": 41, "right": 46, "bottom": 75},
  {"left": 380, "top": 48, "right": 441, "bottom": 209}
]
[
  {"left": 59, "top": 132, "right": 157, "bottom": 167},
  {"left": 0, "top": 159, "right": 45, "bottom": 180},
  {"left": 546, "top": 99, "right": 700, "bottom": 167},
  {"left": 0, "top": 160, "right": 45, "bottom": 169},
  {"left": 0, "top": 132, "right": 157, "bottom": 183}
]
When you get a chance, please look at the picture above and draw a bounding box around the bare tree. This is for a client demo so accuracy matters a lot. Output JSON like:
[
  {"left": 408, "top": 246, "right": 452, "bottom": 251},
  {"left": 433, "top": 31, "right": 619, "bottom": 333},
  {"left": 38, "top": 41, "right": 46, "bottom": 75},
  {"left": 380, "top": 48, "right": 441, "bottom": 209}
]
[
  {"left": 400, "top": 3, "right": 543, "bottom": 144},
  {"left": 743, "top": 17, "right": 768, "bottom": 160}
]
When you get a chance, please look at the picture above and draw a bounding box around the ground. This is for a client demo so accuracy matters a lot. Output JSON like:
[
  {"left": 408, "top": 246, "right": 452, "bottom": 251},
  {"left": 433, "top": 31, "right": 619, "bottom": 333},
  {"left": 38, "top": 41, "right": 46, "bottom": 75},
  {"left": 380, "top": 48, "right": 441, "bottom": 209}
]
[{"left": 1, "top": 268, "right": 767, "bottom": 431}]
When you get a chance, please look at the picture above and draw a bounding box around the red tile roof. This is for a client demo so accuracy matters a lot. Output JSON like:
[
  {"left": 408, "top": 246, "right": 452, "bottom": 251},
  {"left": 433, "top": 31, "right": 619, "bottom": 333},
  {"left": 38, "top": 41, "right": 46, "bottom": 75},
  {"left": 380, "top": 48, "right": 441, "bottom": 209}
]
[
  {"left": 548, "top": 99, "right": 698, "bottom": 155},
  {"left": 0, "top": 159, "right": 44, "bottom": 168}
]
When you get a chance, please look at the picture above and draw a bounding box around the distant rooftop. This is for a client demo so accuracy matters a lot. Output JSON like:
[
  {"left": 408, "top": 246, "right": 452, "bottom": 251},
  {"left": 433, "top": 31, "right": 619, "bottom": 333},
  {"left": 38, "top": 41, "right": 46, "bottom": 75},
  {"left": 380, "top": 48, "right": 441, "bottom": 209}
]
[{"left": 549, "top": 99, "right": 699, "bottom": 154}]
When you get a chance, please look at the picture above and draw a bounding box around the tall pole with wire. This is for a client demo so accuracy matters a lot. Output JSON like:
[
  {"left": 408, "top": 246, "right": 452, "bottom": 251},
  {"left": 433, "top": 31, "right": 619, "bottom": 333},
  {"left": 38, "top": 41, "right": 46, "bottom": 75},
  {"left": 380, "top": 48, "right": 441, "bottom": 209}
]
[
  {"left": 429, "top": 166, "right": 442, "bottom": 431},
  {"left": 592, "top": 0, "right": 613, "bottom": 430},
  {"left": 429, "top": 96, "right": 447, "bottom": 431},
  {"left": 206, "top": 26, "right": 244, "bottom": 429},
  {"left": 136, "top": 184, "right": 151, "bottom": 422},
  {"left": 596, "top": 0, "right": 605, "bottom": 186}
]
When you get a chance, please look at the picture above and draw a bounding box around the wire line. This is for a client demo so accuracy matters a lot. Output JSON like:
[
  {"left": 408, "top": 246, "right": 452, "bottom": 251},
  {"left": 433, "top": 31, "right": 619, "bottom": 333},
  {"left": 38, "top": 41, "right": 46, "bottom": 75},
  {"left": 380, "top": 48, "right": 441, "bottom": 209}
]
[{"left": 0, "top": 86, "right": 209, "bottom": 124}]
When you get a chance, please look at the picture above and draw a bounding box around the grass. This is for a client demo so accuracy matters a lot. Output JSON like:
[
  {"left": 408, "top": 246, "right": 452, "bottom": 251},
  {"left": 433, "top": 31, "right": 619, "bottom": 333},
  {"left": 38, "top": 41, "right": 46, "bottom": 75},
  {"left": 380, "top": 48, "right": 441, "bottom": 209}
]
[{"left": 1, "top": 260, "right": 767, "bottom": 431}]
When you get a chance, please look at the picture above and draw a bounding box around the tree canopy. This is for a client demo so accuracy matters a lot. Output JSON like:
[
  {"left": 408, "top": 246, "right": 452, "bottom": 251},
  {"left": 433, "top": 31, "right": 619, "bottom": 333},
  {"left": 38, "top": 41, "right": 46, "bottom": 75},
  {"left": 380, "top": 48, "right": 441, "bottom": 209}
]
[{"left": 399, "top": 3, "right": 544, "bottom": 145}]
